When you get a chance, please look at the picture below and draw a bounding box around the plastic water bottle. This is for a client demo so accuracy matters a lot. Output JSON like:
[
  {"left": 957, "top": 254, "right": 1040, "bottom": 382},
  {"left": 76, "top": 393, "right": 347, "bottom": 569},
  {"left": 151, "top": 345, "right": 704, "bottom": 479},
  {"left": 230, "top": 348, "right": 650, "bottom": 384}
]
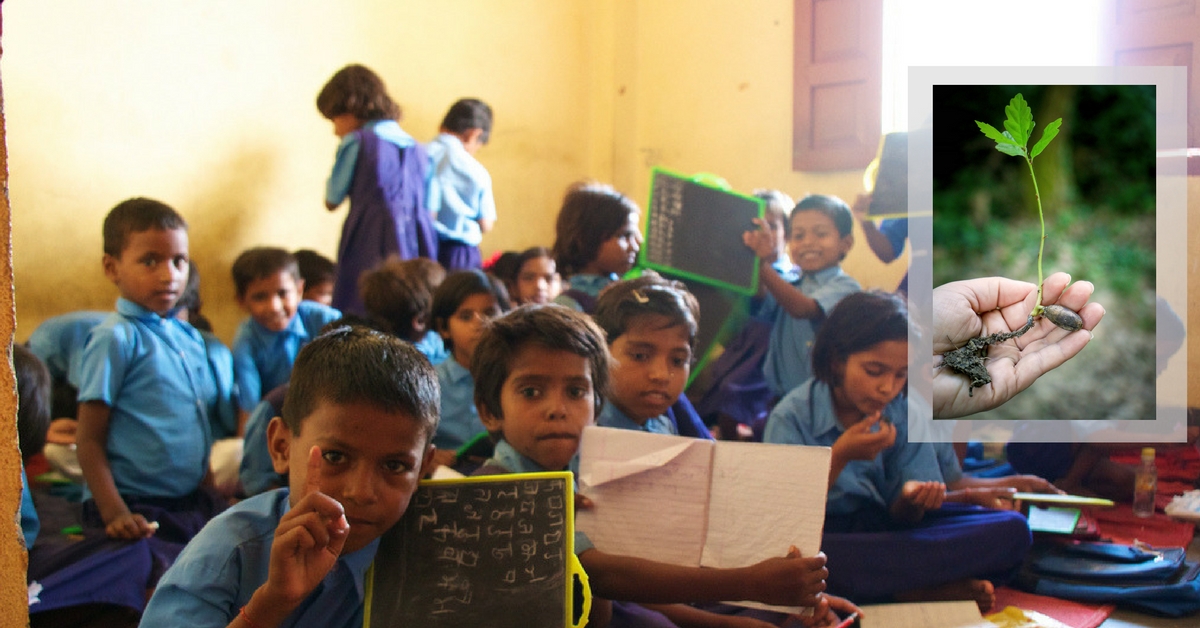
[{"left": 1133, "top": 447, "right": 1157, "bottom": 518}]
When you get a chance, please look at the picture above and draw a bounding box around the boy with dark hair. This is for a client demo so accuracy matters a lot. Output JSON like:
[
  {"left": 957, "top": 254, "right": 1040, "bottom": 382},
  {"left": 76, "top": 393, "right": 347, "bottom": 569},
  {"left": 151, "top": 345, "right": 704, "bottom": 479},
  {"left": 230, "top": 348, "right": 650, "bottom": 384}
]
[
  {"left": 293, "top": 248, "right": 337, "bottom": 306},
  {"left": 231, "top": 246, "right": 341, "bottom": 426},
  {"left": 359, "top": 256, "right": 449, "bottom": 365},
  {"left": 471, "top": 305, "right": 845, "bottom": 628},
  {"left": 426, "top": 98, "right": 497, "bottom": 270},
  {"left": 77, "top": 197, "right": 229, "bottom": 541},
  {"left": 141, "top": 326, "right": 439, "bottom": 627},
  {"left": 743, "top": 194, "right": 861, "bottom": 398}
]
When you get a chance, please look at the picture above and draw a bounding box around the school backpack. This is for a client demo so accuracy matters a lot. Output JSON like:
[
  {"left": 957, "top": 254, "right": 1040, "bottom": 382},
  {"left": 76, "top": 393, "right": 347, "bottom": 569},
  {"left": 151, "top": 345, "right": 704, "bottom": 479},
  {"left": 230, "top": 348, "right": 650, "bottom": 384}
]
[{"left": 1015, "top": 540, "right": 1200, "bottom": 617}]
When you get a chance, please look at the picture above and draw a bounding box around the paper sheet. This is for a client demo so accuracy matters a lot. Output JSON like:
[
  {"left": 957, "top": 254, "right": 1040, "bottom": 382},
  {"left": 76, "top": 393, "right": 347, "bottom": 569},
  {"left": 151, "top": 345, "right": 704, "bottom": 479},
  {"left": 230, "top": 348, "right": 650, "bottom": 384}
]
[
  {"left": 577, "top": 428, "right": 715, "bottom": 566},
  {"left": 860, "top": 601, "right": 992, "bottom": 628},
  {"left": 702, "top": 440, "right": 829, "bottom": 567}
]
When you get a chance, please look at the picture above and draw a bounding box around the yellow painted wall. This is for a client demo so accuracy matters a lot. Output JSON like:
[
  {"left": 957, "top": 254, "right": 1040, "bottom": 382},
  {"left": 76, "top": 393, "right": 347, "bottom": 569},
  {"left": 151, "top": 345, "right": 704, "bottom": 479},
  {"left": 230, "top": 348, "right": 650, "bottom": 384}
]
[{"left": 3, "top": 0, "right": 901, "bottom": 348}]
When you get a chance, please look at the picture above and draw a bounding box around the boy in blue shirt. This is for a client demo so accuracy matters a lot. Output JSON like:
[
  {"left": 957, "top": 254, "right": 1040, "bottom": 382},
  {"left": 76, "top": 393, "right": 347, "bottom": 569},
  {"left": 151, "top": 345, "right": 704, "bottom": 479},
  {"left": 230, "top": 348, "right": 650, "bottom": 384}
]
[
  {"left": 141, "top": 326, "right": 439, "bottom": 627},
  {"left": 742, "top": 194, "right": 861, "bottom": 398},
  {"left": 231, "top": 247, "right": 341, "bottom": 429},
  {"left": 76, "top": 198, "right": 229, "bottom": 542},
  {"left": 426, "top": 98, "right": 496, "bottom": 271}
]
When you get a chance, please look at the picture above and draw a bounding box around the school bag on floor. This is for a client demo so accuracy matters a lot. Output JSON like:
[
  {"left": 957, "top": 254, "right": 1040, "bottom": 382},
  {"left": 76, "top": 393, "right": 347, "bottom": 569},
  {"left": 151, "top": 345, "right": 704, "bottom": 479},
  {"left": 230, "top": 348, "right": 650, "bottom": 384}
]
[{"left": 1015, "top": 540, "right": 1200, "bottom": 617}]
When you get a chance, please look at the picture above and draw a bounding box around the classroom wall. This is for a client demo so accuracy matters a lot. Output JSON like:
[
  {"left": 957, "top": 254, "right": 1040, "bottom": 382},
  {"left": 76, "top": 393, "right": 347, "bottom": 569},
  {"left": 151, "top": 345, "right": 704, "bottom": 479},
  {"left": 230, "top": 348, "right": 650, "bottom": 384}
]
[{"left": 1, "top": 0, "right": 900, "bottom": 348}]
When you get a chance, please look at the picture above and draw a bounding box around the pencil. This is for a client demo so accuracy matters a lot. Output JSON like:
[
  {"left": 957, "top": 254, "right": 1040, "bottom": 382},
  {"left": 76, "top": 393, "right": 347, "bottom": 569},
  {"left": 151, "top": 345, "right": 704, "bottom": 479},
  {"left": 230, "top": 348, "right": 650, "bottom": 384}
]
[{"left": 833, "top": 611, "right": 860, "bottom": 628}]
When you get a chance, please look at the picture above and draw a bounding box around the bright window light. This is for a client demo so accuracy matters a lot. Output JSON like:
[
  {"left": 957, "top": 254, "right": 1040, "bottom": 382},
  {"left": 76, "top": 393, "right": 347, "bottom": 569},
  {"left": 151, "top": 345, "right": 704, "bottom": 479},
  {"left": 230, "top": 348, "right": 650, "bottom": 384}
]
[{"left": 882, "top": 0, "right": 1104, "bottom": 133}]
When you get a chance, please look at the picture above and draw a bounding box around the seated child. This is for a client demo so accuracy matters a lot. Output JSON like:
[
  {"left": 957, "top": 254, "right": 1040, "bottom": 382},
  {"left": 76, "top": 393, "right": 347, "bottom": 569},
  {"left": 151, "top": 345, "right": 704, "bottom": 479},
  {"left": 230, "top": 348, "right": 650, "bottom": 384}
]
[
  {"left": 140, "top": 326, "right": 439, "bottom": 627},
  {"left": 742, "top": 194, "right": 861, "bottom": 398},
  {"left": 430, "top": 269, "right": 509, "bottom": 467},
  {"left": 492, "top": 246, "right": 562, "bottom": 305},
  {"left": 231, "top": 246, "right": 342, "bottom": 423},
  {"left": 16, "top": 343, "right": 52, "bottom": 549},
  {"left": 470, "top": 305, "right": 855, "bottom": 628},
  {"left": 695, "top": 189, "right": 793, "bottom": 440},
  {"left": 764, "top": 291, "right": 1031, "bottom": 611},
  {"left": 76, "top": 198, "right": 230, "bottom": 542},
  {"left": 294, "top": 248, "right": 337, "bottom": 306},
  {"left": 592, "top": 272, "right": 711, "bottom": 439},
  {"left": 426, "top": 98, "right": 497, "bottom": 270},
  {"left": 552, "top": 181, "right": 643, "bottom": 313},
  {"left": 360, "top": 256, "right": 450, "bottom": 365},
  {"left": 27, "top": 310, "right": 108, "bottom": 420},
  {"left": 177, "top": 261, "right": 239, "bottom": 441},
  {"left": 238, "top": 383, "right": 290, "bottom": 497}
]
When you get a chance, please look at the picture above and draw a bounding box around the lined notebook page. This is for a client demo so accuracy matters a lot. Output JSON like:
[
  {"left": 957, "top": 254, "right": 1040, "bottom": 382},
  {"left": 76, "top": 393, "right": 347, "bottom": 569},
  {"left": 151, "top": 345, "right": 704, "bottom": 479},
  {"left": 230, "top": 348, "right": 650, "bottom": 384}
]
[
  {"left": 576, "top": 427, "right": 715, "bottom": 566},
  {"left": 701, "top": 441, "right": 830, "bottom": 568}
]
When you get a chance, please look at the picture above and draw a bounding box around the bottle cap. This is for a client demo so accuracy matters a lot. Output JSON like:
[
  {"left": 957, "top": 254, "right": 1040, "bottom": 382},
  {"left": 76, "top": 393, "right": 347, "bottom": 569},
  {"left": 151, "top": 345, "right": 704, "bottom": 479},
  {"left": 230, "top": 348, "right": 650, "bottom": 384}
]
[{"left": 1142, "top": 447, "right": 1155, "bottom": 459}]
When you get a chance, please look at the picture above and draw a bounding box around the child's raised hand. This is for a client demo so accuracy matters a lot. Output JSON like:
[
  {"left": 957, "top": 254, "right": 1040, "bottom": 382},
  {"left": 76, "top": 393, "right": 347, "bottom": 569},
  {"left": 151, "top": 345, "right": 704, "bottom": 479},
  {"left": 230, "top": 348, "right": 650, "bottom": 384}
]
[
  {"left": 745, "top": 546, "right": 828, "bottom": 608},
  {"left": 832, "top": 413, "right": 895, "bottom": 463},
  {"left": 262, "top": 446, "right": 349, "bottom": 610},
  {"left": 742, "top": 218, "right": 779, "bottom": 263},
  {"left": 105, "top": 512, "right": 157, "bottom": 540},
  {"left": 900, "top": 480, "right": 946, "bottom": 511}
]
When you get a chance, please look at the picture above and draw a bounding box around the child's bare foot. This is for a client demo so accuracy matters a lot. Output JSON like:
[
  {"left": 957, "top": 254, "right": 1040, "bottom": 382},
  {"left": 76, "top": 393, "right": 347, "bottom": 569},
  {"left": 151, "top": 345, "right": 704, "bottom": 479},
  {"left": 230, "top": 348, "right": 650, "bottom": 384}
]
[{"left": 896, "top": 578, "right": 995, "bottom": 613}]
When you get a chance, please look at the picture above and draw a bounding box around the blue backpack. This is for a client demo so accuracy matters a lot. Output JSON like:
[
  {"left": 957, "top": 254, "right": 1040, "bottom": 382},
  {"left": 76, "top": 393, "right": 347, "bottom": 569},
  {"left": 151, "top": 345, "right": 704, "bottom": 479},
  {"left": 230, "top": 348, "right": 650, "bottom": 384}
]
[{"left": 1016, "top": 541, "right": 1200, "bottom": 618}]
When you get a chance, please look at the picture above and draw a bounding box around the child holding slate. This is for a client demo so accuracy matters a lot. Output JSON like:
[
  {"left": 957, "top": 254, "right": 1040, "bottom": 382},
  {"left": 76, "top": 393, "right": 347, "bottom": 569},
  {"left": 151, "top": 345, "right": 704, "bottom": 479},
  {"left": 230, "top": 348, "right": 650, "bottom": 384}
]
[
  {"left": 141, "top": 326, "right": 439, "bottom": 627},
  {"left": 763, "top": 291, "right": 1032, "bottom": 612},
  {"left": 470, "top": 305, "right": 853, "bottom": 628},
  {"left": 742, "top": 194, "right": 860, "bottom": 398},
  {"left": 553, "top": 181, "right": 643, "bottom": 313}
]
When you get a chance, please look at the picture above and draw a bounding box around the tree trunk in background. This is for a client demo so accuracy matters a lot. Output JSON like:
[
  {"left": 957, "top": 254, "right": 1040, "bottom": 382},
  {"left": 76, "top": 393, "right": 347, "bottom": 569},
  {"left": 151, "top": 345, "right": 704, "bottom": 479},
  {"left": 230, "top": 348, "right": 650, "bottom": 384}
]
[{"left": 1027, "top": 85, "right": 1078, "bottom": 218}]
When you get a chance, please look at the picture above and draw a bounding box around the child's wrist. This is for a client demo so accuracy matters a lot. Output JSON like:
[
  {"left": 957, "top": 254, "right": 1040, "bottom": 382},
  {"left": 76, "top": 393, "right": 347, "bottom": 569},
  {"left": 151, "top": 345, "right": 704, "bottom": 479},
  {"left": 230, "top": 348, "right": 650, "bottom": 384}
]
[{"left": 246, "top": 585, "right": 295, "bottom": 628}]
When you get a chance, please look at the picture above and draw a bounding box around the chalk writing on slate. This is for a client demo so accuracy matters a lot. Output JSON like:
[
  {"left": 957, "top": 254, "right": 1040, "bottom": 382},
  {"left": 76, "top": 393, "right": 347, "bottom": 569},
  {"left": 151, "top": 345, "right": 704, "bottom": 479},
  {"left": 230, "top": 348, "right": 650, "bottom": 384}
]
[
  {"left": 642, "top": 169, "right": 764, "bottom": 296},
  {"left": 368, "top": 473, "right": 573, "bottom": 628}
]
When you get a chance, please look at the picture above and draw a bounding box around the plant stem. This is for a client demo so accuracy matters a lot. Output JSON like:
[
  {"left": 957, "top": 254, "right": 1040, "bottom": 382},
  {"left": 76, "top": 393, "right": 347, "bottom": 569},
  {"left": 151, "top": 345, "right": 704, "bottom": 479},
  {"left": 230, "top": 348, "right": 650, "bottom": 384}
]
[{"left": 1025, "top": 156, "right": 1045, "bottom": 316}]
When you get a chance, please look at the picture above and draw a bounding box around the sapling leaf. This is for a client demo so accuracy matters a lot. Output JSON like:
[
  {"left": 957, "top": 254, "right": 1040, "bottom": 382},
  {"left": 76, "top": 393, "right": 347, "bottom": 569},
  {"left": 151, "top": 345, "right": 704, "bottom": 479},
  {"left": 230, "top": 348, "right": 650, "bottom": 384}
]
[
  {"left": 1030, "top": 117, "right": 1063, "bottom": 160},
  {"left": 975, "top": 122, "right": 1026, "bottom": 156},
  {"left": 995, "top": 142, "right": 1026, "bottom": 157},
  {"left": 1004, "top": 93, "right": 1034, "bottom": 147},
  {"left": 975, "top": 121, "right": 1009, "bottom": 145}
]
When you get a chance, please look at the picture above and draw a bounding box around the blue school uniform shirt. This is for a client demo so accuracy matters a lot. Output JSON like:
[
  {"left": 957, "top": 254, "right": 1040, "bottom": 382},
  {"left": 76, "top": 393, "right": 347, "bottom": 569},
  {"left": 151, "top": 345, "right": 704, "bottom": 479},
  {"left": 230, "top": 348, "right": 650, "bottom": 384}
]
[
  {"left": 238, "top": 384, "right": 288, "bottom": 498},
  {"left": 21, "top": 467, "right": 38, "bottom": 548},
  {"left": 763, "top": 378, "right": 941, "bottom": 516},
  {"left": 481, "top": 439, "right": 594, "bottom": 554},
  {"left": 759, "top": 265, "right": 860, "bottom": 397},
  {"left": 596, "top": 402, "right": 679, "bottom": 435},
  {"left": 553, "top": 273, "right": 617, "bottom": 313},
  {"left": 434, "top": 358, "right": 486, "bottom": 451},
  {"left": 413, "top": 329, "right": 450, "bottom": 366},
  {"left": 201, "top": 330, "right": 239, "bottom": 439},
  {"left": 232, "top": 300, "right": 342, "bottom": 412},
  {"left": 140, "top": 489, "right": 378, "bottom": 628},
  {"left": 425, "top": 133, "right": 497, "bottom": 247},
  {"left": 76, "top": 298, "right": 220, "bottom": 500},
  {"left": 27, "top": 310, "right": 108, "bottom": 387}
]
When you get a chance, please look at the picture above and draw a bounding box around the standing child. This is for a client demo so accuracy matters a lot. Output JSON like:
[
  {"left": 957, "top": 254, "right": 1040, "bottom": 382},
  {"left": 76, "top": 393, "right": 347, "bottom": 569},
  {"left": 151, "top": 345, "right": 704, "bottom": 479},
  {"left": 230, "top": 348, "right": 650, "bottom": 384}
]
[
  {"left": 76, "top": 198, "right": 229, "bottom": 542},
  {"left": 742, "top": 194, "right": 861, "bottom": 398},
  {"left": 763, "top": 291, "right": 1031, "bottom": 611},
  {"left": 470, "top": 305, "right": 857, "bottom": 628},
  {"left": 426, "top": 98, "right": 497, "bottom": 270},
  {"left": 318, "top": 63, "right": 436, "bottom": 315},
  {"left": 231, "top": 247, "right": 342, "bottom": 428},
  {"left": 293, "top": 249, "right": 337, "bottom": 306},
  {"left": 360, "top": 256, "right": 450, "bottom": 365},
  {"left": 430, "top": 269, "right": 509, "bottom": 466},
  {"left": 140, "top": 326, "right": 439, "bottom": 627},
  {"left": 592, "top": 273, "right": 711, "bottom": 439},
  {"left": 552, "top": 181, "right": 643, "bottom": 313}
]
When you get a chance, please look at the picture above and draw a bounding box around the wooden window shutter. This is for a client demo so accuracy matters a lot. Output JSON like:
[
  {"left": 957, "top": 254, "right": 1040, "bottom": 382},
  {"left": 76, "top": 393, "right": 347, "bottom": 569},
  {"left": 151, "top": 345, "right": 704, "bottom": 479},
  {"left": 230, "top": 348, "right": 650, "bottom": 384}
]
[
  {"left": 793, "top": 0, "right": 883, "bottom": 171},
  {"left": 1103, "top": 0, "right": 1200, "bottom": 172}
]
